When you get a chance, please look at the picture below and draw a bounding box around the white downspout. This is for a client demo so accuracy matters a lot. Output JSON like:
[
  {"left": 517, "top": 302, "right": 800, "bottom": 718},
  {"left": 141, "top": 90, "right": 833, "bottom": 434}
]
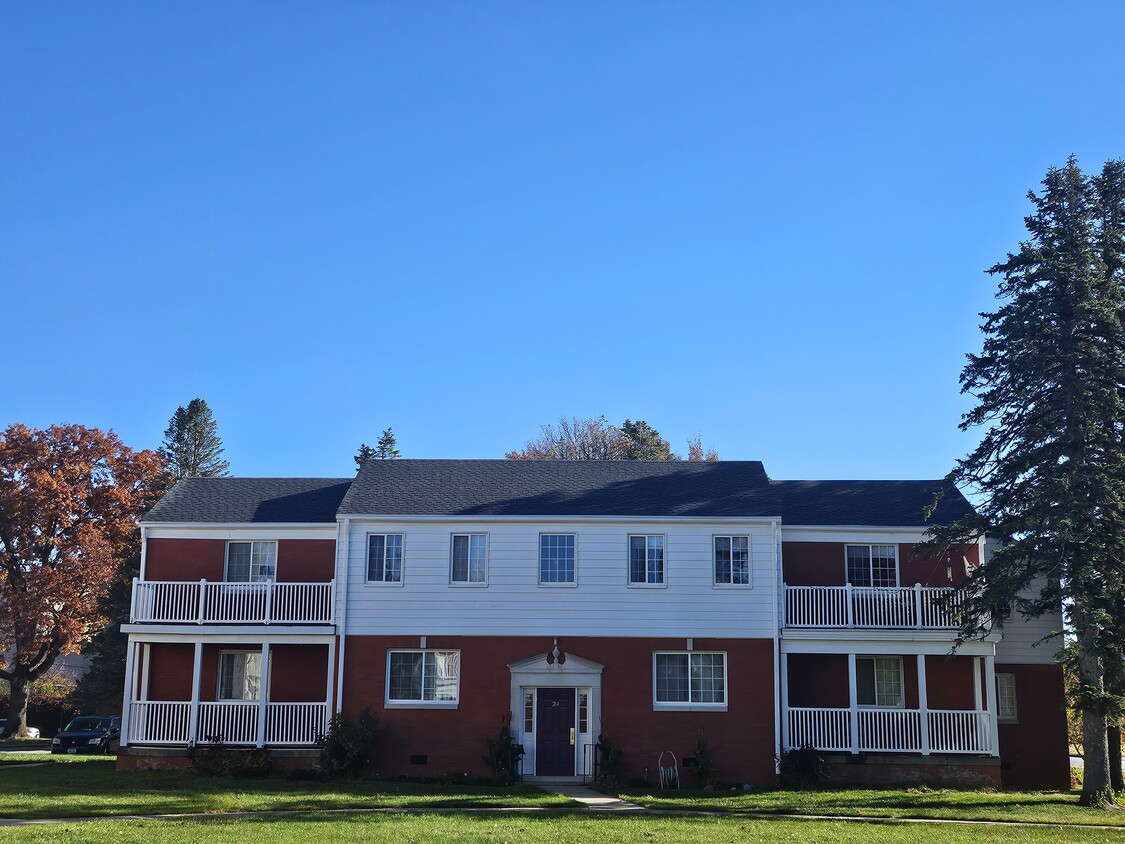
[
  {"left": 138, "top": 524, "right": 148, "bottom": 581},
  {"left": 334, "top": 517, "right": 351, "bottom": 714},
  {"left": 771, "top": 519, "right": 782, "bottom": 774}
]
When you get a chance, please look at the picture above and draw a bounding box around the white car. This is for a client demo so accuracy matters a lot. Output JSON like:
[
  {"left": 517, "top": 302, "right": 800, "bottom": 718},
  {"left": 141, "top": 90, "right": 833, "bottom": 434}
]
[{"left": 0, "top": 720, "right": 40, "bottom": 739}]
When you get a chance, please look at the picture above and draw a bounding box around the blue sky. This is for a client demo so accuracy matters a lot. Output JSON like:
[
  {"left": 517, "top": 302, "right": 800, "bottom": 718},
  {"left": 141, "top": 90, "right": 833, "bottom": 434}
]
[{"left": 3, "top": 2, "right": 1123, "bottom": 480}]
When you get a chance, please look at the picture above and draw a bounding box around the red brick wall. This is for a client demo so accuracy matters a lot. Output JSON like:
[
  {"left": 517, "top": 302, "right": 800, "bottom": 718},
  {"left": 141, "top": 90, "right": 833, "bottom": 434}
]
[
  {"left": 270, "top": 644, "right": 330, "bottom": 702},
  {"left": 342, "top": 635, "right": 777, "bottom": 785},
  {"left": 143, "top": 642, "right": 329, "bottom": 702},
  {"left": 997, "top": 662, "right": 1070, "bottom": 790},
  {"left": 144, "top": 538, "right": 335, "bottom": 582},
  {"left": 146, "top": 643, "right": 195, "bottom": 700},
  {"left": 925, "top": 655, "right": 976, "bottom": 710},
  {"left": 782, "top": 542, "right": 979, "bottom": 588},
  {"left": 787, "top": 653, "right": 849, "bottom": 708}
]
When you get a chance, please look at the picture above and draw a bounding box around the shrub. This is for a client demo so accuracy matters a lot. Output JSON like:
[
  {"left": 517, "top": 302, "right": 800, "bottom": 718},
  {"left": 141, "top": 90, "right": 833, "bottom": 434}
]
[
  {"left": 318, "top": 709, "right": 380, "bottom": 778},
  {"left": 778, "top": 745, "right": 827, "bottom": 790},
  {"left": 595, "top": 734, "right": 623, "bottom": 786},
  {"left": 686, "top": 734, "right": 716, "bottom": 788},
  {"left": 189, "top": 740, "right": 272, "bottom": 777},
  {"left": 482, "top": 721, "right": 524, "bottom": 785}
]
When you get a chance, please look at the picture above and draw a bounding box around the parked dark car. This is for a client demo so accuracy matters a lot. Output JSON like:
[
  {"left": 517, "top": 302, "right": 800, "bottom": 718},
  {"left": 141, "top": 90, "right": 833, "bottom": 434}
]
[{"left": 51, "top": 716, "right": 121, "bottom": 754}]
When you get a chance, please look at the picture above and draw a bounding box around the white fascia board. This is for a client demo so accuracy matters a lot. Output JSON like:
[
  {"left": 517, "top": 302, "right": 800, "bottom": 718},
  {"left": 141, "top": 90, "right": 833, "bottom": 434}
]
[
  {"left": 780, "top": 635, "right": 997, "bottom": 656},
  {"left": 143, "top": 524, "right": 337, "bottom": 540},
  {"left": 120, "top": 624, "right": 336, "bottom": 642},
  {"left": 338, "top": 514, "right": 784, "bottom": 525}
]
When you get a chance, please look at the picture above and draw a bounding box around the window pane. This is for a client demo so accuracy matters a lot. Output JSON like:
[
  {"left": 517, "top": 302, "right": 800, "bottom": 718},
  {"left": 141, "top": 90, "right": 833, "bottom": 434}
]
[
  {"left": 251, "top": 542, "right": 276, "bottom": 582},
  {"left": 452, "top": 535, "right": 469, "bottom": 582},
  {"left": 540, "top": 534, "right": 575, "bottom": 583},
  {"left": 690, "top": 653, "right": 726, "bottom": 704},
  {"left": 731, "top": 536, "right": 750, "bottom": 585},
  {"left": 856, "top": 657, "right": 876, "bottom": 705},
  {"left": 431, "top": 651, "right": 459, "bottom": 701},
  {"left": 874, "top": 657, "right": 903, "bottom": 706},
  {"left": 227, "top": 543, "right": 251, "bottom": 582},
  {"left": 368, "top": 535, "right": 386, "bottom": 581},
  {"left": 846, "top": 545, "right": 873, "bottom": 587},
  {"left": 871, "top": 545, "right": 897, "bottom": 587},
  {"left": 468, "top": 535, "right": 487, "bottom": 582},
  {"left": 385, "top": 535, "right": 403, "bottom": 582},
  {"left": 655, "top": 653, "right": 689, "bottom": 702},
  {"left": 714, "top": 536, "right": 732, "bottom": 583},
  {"left": 389, "top": 652, "right": 423, "bottom": 700},
  {"left": 219, "top": 652, "right": 261, "bottom": 701},
  {"left": 629, "top": 536, "right": 647, "bottom": 583},
  {"left": 647, "top": 536, "right": 664, "bottom": 584},
  {"left": 997, "top": 674, "right": 1017, "bottom": 719}
]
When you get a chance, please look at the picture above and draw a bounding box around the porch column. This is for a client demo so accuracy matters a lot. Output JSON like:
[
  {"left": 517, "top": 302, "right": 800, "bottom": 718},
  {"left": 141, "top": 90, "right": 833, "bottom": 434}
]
[
  {"left": 325, "top": 637, "right": 336, "bottom": 735},
  {"left": 917, "top": 654, "right": 930, "bottom": 756},
  {"left": 187, "top": 641, "right": 203, "bottom": 747},
  {"left": 119, "top": 638, "right": 137, "bottom": 748},
  {"left": 780, "top": 652, "right": 789, "bottom": 751},
  {"left": 984, "top": 654, "right": 1000, "bottom": 756},
  {"left": 973, "top": 656, "right": 985, "bottom": 751},
  {"left": 256, "top": 642, "right": 271, "bottom": 748},
  {"left": 847, "top": 653, "right": 859, "bottom": 754}
]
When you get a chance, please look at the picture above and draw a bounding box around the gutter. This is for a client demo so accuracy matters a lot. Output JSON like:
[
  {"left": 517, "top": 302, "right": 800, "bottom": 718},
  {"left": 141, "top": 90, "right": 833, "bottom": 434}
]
[{"left": 771, "top": 519, "right": 781, "bottom": 775}]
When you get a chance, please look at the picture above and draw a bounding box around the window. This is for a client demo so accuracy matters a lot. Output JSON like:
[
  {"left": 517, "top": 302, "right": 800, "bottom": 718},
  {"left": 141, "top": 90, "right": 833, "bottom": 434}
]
[
  {"left": 846, "top": 544, "right": 898, "bottom": 587},
  {"left": 226, "top": 541, "right": 277, "bottom": 582},
  {"left": 451, "top": 534, "right": 487, "bottom": 584},
  {"left": 714, "top": 536, "right": 751, "bottom": 585},
  {"left": 387, "top": 650, "right": 460, "bottom": 704},
  {"left": 218, "top": 651, "right": 262, "bottom": 701},
  {"left": 524, "top": 692, "right": 534, "bottom": 733},
  {"left": 578, "top": 691, "right": 589, "bottom": 733},
  {"left": 996, "top": 673, "right": 1018, "bottom": 721},
  {"left": 856, "top": 656, "right": 904, "bottom": 707},
  {"left": 539, "top": 534, "right": 576, "bottom": 584},
  {"left": 629, "top": 535, "right": 665, "bottom": 585},
  {"left": 654, "top": 652, "right": 726, "bottom": 707},
  {"left": 367, "top": 534, "right": 404, "bottom": 583}
]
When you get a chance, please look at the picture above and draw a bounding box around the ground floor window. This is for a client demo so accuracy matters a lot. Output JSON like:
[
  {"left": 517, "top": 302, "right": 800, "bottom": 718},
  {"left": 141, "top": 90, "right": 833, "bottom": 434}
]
[
  {"left": 856, "top": 656, "right": 903, "bottom": 707},
  {"left": 996, "top": 673, "right": 1018, "bottom": 721},
  {"left": 654, "top": 652, "right": 726, "bottom": 707},
  {"left": 218, "top": 651, "right": 262, "bottom": 701},
  {"left": 387, "top": 650, "right": 460, "bottom": 704}
]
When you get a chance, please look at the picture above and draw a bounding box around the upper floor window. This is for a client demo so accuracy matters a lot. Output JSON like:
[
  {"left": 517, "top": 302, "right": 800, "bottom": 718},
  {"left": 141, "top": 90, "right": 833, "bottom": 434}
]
[
  {"left": 996, "top": 673, "right": 1018, "bottom": 721},
  {"left": 714, "top": 536, "right": 751, "bottom": 586},
  {"left": 218, "top": 651, "right": 262, "bottom": 701},
  {"left": 451, "top": 534, "right": 487, "bottom": 584},
  {"left": 387, "top": 650, "right": 459, "bottom": 705},
  {"left": 629, "top": 535, "right": 665, "bottom": 585},
  {"left": 654, "top": 652, "right": 726, "bottom": 708},
  {"left": 540, "top": 534, "right": 576, "bottom": 585},
  {"left": 846, "top": 544, "right": 897, "bottom": 587},
  {"left": 226, "top": 541, "right": 276, "bottom": 582},
  {"left": 367, "top": 534, "right": 404, "bottom": 583},
  {"left": 856, "top": 656, "right": 903, "bottom": 707}
]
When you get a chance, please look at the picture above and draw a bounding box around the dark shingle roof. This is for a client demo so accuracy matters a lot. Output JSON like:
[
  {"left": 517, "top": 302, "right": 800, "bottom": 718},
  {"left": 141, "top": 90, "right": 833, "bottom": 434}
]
[
  {"left": 772, "top": 479, "right": 974, "bottom": 526},
  {"left": 143, "top": 477, "right": 352, "bottom": 524},
  {"left": 341, "top": 459, "right": 780, "bottom": 517}
]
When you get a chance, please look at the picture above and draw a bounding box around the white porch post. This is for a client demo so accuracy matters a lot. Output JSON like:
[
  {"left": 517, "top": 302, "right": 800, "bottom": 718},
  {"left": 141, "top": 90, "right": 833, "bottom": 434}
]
[
  {"left": 187, "top": 641, "right": 203, "bottom": 747},
  {"left": 973, "top": 656, "right": 985, "bottom": 751},
  {"left": 780, "top": 652, "right": 790, "bottom": 751},
  {"left": 119, "top": 638, "right": 137, "bottom": 747},
  {"left": 325, "top": 637, "right": 336, "bottom": 735},
  {"left": 917, "top": 654, "right": 930, "bottom": 756},
  {"left": 256, "top": 642, "right": 271, "bottom": 748},
  {"left": 984, "top": 654, "right": 1000, "bottom": 756},
  {"left": 847, "top": 653, "right": 859, "bottom": 754}
]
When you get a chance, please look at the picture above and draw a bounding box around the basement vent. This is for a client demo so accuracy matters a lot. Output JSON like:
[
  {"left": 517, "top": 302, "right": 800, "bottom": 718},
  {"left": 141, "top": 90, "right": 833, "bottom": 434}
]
[
  {"left": 410, "top": 754, "right": 428, "bottom": 766},
  {"left": 681, "top": 757, "right": 696, "bottom": 768}
]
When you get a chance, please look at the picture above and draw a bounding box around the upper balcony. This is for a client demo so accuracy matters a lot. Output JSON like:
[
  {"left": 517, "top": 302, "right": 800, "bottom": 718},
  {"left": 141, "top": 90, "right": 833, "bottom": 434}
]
[
  {"left": 130, "top": 578, "right": 335, "bottom": 625},
  {"left": 784, "top": 584, "right": 967, "bottom": 630}
]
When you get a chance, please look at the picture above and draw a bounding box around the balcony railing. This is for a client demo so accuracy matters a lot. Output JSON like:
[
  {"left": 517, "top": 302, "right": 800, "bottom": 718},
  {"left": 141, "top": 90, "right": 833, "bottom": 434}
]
[
  {"left": 127, "top": 700, "right": 328, "bottom": 746},
  {"left": 784, "top": 584, "right": 966, "bottom": 629},
  {"left": 786, "top": 706, "right": 992, "bottom": 754},
  {"left": 130, "top": 579, "right": 335, "bottom": 625}
]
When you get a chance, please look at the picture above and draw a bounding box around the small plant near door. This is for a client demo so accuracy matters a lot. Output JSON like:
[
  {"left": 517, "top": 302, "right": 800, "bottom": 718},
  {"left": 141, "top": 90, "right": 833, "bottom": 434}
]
[
  {"left": 483, "top": 716, "right": 524, "bottom": 785},
  {"left": 594, "top": 733, "right": 623, "bottom": 787},
  {"left": 686, "top": 734, "right": 716, "bottom": 788}
]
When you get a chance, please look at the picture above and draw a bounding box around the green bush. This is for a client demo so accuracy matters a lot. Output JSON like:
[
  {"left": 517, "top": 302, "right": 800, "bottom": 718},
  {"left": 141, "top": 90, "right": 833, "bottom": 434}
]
[
  {"left": 482, "top": 722, "right": 524, "bottom": 784},
  {"left": 778, "top": 745, "right": 827, "bottom": 790},
  {"left": 595, "top": 734, "right": 623, "bottom": 786},
  {"left": 686, "top": 734, "right": 716, "bottom": 788},
  {"left": 318, "top": 709, "right": 379, "bottom": 778},
  {"left": 188, "top": 741, "right": 272, "bottom": 777}
]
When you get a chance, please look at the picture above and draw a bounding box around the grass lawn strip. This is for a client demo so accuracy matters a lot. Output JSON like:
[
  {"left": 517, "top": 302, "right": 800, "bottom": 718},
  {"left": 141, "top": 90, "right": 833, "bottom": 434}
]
[{"left": 0, "top": 813, "right": 1118, "bottom": 843}]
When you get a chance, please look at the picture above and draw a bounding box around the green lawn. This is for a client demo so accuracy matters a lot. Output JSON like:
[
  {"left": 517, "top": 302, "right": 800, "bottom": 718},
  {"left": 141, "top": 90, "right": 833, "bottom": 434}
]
[
  {"left": 616, "top": 785, "right": 1125, "bottom": 827},
  {"left": 0, "top": 814, "right": 1117, "bottom": 844},
  {"left": 0, "top": 756, "right": 570, "bottom": 818}
]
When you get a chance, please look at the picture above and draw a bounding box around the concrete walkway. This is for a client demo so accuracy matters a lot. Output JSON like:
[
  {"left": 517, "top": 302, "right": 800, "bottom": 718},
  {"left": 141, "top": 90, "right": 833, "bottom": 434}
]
[{"left": 539, "top": 784, "right": 643, "bottom": 812}]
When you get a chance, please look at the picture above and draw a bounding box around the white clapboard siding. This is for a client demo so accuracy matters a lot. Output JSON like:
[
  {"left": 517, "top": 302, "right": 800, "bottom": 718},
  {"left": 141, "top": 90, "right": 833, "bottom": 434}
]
[{"left": 342, "top": 519, "right": 777, "bottom": 638}]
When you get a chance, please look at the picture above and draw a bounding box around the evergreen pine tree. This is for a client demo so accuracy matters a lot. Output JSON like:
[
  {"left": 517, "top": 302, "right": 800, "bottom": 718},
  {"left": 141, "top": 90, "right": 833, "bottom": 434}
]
[
  {"left": 354, "top": 443, "right": 377, "bottom": 468},
  {"left": 375, "top": 428, "right": 401, "bottom": 459},
  {"left": 159, "top": 398, "right": 230, "bottom": 478},
  {"left": 928, "top": 157, "right": 1125, "bottom": 806},
  {"left": 619, "top": 419, "right": 676, "bottom": 460}
]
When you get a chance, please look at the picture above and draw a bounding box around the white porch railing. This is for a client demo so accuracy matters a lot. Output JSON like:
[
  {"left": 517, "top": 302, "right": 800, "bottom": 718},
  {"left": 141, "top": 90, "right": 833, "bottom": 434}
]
[
  {"left": 784, "top": 584, "right": 966, "bottom": 629},
  {"left": 127, "top": 700, "right": 327, "bottom": 746},
  {"left": 786, "top": 707, "right": 992, "bottom": 754},
  {"left": 130, "top": 579, "right": 335, "bottom": 625}
]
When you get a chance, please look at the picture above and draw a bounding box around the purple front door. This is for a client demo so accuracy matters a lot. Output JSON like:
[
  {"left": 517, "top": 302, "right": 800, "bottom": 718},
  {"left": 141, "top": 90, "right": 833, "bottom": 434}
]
[{"left": 536, "top": 688, "right": 576, "bottom": 776}]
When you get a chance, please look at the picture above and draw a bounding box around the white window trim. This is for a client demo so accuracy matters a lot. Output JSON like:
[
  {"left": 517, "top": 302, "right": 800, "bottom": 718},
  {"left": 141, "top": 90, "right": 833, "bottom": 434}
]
[
  {"left": 844, "top": 543, "right": 900, "bottom": 588},
  {"left": 384, "top": 649, "right": 461, "bottom": 709},
  {"left": 628, "top": 534, "right": 667, "bottom": 588},
  {"left": 224, "top": 540, "right": 278, "bottom": 583},
  {"left": 856, "top": 655, "right": 905, "bottom": 709},
  {"left": 449, "top": 533, "right": 489, "bottom": 587},
  {"left": 652, "top": 650, "right": 728, "bottom": 712},
  {"left": 538, "top": 532, "right": 578, "bottom": 588},
  {"left": 365, "top": 533, "right": 405, "bottom": 587},
  {"left": 712, "top": 534, "right": 752, "bottom": 588},
  {"left": 996, "top": 673, "right": 1018, "bottom": 722},
  {"left": 217, "top": 649, "right": 267, "bottom": 702}
]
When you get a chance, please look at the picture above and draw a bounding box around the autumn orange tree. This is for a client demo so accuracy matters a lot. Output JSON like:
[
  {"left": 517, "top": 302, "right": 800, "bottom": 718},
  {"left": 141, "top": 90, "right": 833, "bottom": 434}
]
[{"left": 0, "top": 424, "right": 164, "bottom": 737}]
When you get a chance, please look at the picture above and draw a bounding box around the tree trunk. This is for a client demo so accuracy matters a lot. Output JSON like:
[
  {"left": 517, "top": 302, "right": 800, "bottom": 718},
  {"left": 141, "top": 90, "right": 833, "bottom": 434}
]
[
  {"left": 4, "top": 674, "right": 32, "bottom": 739},
  {"left": 1078, "top": 630, "right": 1116, "bottom": 806},
  {"left": 1109, "top": 726, "right": 1123, "bottom": 793}
]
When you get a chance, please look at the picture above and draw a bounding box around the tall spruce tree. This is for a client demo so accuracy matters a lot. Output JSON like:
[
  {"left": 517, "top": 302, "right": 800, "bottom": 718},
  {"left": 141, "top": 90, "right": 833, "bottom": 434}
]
[
  {"left": 354, "top": 443, "right": 377, "bottom": 467},
  {"left": 375, "top": 428, "right": 401, "bottom": 459},
  {"left": 928, "top": 157, "right": 1125, "bottom": 806},
  {"left": 159, "top": 398, "right": 230, "bottom": 478},
  {"left": 620, "top": 419, "right": 676, "bottom": 460}
]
